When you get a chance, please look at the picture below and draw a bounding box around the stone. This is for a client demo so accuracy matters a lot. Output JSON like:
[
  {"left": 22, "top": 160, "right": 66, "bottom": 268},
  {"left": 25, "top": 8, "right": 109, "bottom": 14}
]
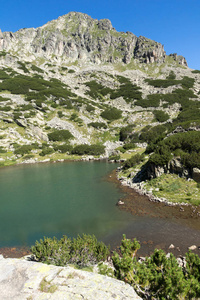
[
  {"left": 192, "top": 168, "right": 200, "bottom": 182},
  {"left": 117, "top": 200, "right": 125, "bottom": 205},
  {"left": 188, "top": 245, "right": 197, "bottom": 251},
  {"left": 0, "top": 257, "right": 141, "bottom": 300}
]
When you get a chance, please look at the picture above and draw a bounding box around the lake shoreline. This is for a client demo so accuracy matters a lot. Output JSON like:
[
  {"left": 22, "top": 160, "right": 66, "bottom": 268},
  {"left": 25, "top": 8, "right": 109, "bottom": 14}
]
[{"left": 1, "top": 160, "right": 200, "bottom": 259}]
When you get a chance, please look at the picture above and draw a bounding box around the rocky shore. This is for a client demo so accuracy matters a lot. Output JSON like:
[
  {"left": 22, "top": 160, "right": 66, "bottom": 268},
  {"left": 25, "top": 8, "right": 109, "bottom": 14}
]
[{"left": 117, "top": 167, "right": 196, "bottom": 207}]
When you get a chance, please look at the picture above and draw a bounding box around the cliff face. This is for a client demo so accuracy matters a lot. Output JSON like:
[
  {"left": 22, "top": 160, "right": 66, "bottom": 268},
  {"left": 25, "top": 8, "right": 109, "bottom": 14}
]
[{"left": 0, "top": 12, "right": 185, "bottom": 66}]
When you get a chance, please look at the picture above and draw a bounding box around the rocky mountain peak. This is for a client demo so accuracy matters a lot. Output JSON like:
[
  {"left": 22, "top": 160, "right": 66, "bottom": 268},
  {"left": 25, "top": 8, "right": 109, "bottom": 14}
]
[{"left": 0, "top": 12, "right": 187, "bottom": 67}]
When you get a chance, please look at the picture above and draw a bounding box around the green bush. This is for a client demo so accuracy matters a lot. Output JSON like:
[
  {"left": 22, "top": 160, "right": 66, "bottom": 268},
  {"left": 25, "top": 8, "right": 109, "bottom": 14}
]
[
  {"left": 112, "top": 235, "right": 200, "bottom": 299},
  {"left": 145, "top": 78, "right": 180, "bottom": 88},
  {"left": 147, "top": 131, "right": 200, "bottom": 168},
  {"left": 39, "top": 147, "right": 54, "bottom": 156},
  {"left": 70, "top": 113, "right": 79, "bottom": 121},
  {"left": 149, "top": 149, "right": 173, "bottom": 166},
  {"left": 30, "top": 64, "right": 44, "bottom": 73},
  {"left": 101, "top": 107, "right": 122, "bottom": 121},
  {"left": 153, "top": 110, "right": 169, "bottom": 122},
  {"left": 17, "top": 61, "right": 29, "bottom": 73},
  {"left": 145, "top": 76, "right": 194, "bottom": 89},
  {"left": 0, "top": 50, "right": 7, "bottom": 57},
  {"left": 181, "top": 76, "right": 195, "bottom": 89},
  {"left": 0, "top": 105, "right": 12, "bottom": 111},
  {"left": 0, "top": 73, "right": 76, "bottom": 101},
  {"left": 116, "top": 146, "right": 126, "bottom": 153},
  {"left": 0, "top": 146, "right": 6, "bottom": 153},
  {"left": 135, "top": 94, "right": 160, "bottom": 108},
  {"left": 35, "top": 99, "right": 43, "bottom": 108},
  {"left": 139, "top": 124, "right": 167, "bottom": 144},
  {"left": 72, "top": 144, "right": 105, "bottom": 156},
  {"left": 51, "top": 103, "right": 58, "bottom": 108},
  {"left": 123, "top": 143, "right": 136, "bottom": 150},
  {"left": 0, "top": 70, "right": 10, "bottom": 80},
  {"left": 167, "top": 70, "right": 176, "bottom": 80},
  {"left": 53, "top": 144, "right": 73, "bottom": 153},
  {"left": 0, "top": 96, "right": 10, "bottom": 102},
  {"left": 20, "top": 104, "right": 33, "bottom": 111},
  {"left": 31, "top": 234, "right": 110, "bottom": 267},
  {"left": 88, "top": 122, "right": 107, "bottom": 129},
  {"left": 123, "top": 153, "right": 144, "bottom": 170},
  {"left": 48, "top": 130, "right": 74, "bottom": 141},
  {"left": 85, "top": 80, "right": 113, "bottom": 99},
  {"left": 119, "top": 125, "right": 135, "bottom": 141},
  {"left": 14, "top": 144, "right": 38, "bottom": 156},
  {"left": 23, "top": 154, "right": 34, "bottom": 160},
  {"left": 57, "top": 111, "right": 64, "bottom": 118},
  {"left": 109, "top": 154, "right": 120, "bottom": 161},
  {"left": 110, "top": 76, "right": 142, "bottom": 103},
  {"left": 61, "top": 66, "right": 68, "bottom": 71},
  {"left": 191, "top": 69, "right": 200, "bottom": 74},
  {"left": 86, "top": 104, "right": 95, "bottom": 112}
]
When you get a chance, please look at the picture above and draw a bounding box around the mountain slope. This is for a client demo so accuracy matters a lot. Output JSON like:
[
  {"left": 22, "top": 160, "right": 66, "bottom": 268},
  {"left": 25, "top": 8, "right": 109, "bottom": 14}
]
[{"left": 0, "top": 12, "right": 200, "bottom": 204}]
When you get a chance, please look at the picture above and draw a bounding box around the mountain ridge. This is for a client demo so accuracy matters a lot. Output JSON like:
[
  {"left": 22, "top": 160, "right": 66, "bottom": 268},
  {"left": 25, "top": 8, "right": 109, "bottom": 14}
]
[{"left": 0, "top": 12, "right": 187, "bottom": 66}]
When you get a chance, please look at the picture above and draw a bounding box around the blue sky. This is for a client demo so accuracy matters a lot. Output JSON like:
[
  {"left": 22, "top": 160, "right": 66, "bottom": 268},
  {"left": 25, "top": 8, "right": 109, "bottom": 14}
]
[{"left": 1, "top": 0, "right": 199, "bottom": 69}]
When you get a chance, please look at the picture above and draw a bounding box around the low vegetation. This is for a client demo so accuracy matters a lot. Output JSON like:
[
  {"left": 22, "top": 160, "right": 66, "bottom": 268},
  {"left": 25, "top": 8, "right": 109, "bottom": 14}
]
[
  {"left": 48, "top": 130, "right": 74, "bottom": 141},
  {"left": 123, "top": 153, "right": 145, "bottom": 170},
  {"left": 144, "top": 174, "right": 200, "bottom": 205},
  {"left": 31, "top": 234, "right": 110, "bottom": 267},
  {"left": 100, "top": 107, "right": 122, "bottom": 121},
  {"left": 145, "top": 76, "right": 195, "bottom": 89},
  {"left": 31, "top": 234, "right": 200, "bottom": 299},
  {"left": 153, "top": 110, "right": 169, "bottom": 122},
  {"left": 147, "top": 131, "right": 200, "bottom": 169},
  {"left": 71, "top": 144, "right": 105, "bottom": 156}
]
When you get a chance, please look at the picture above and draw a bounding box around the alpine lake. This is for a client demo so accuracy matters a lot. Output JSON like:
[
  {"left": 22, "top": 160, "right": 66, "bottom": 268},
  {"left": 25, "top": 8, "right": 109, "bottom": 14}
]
[{"left": 1, "top": 160, "right": 200, "bottom": 257}]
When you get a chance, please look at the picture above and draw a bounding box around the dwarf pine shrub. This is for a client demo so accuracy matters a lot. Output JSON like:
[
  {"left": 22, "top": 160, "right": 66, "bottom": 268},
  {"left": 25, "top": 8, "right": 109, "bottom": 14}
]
[{"left": 31, "top": 234, "right": 110, "bottom": 267}]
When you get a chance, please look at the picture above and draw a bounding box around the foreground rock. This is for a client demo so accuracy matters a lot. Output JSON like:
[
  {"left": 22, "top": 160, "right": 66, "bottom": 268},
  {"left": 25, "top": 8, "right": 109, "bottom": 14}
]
[{"left": 0, "top": 255, "right": 141, "bottom": 300}]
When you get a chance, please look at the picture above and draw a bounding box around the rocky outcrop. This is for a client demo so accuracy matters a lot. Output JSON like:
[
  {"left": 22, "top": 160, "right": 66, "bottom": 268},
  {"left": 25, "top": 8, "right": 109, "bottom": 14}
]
[
  {"left": 0, "top": 255, "right": 141, "bottom": 300},
  {"left": 193, "top": 168, "right": 200, "bottom": 182},
  {"left": 146, "top": 157, "right": 199, "bottom": 181},
  {"left": 0, "top": 12, "right": 184, "bottom": 66},
  {"left": 169, "top": 53, "right": 188, "bottom": 66},
  {"left": 134, "top": 36, "right": 166, "bottom": 64}
]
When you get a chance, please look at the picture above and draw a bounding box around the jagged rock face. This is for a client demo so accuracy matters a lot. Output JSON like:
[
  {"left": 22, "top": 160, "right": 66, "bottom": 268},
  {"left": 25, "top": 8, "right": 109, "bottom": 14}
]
[
  {"left": 134, "top": 36, "right": 165, "bottom": 64},
  {"left": 0, "top": 11, "right": 169, "bottom": 65},
  {"left": 169, "top": 53, "right": 188, "bottom": 66},
  {"left": 147, "top": 157, "right": 192, "bottom": 180}
]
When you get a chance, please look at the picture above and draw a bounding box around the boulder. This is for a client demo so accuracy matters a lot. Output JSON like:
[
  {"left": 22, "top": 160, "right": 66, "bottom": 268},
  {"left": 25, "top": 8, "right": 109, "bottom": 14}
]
[
  {"left": 0, "top": 256, "right": 141, "bottom": 300},
  {"left": 193, "top": 168, "right": 200, "bottom": 182}
]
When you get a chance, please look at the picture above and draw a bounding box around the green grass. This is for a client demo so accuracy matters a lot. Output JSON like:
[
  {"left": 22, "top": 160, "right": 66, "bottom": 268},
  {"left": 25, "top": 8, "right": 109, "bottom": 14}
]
[
  {"left": 144, "top": 174, "right": 200, "bottom": 205},
  {"left": 40, "top": 277, "right": 57, "bottom": 293}
]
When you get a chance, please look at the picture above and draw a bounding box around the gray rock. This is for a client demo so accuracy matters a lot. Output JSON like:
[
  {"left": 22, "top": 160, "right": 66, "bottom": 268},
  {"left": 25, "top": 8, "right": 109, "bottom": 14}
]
[
  {"left": 15, "top": 118, "right": 27, "bottom": 128},
  {"left": 193, "top": 168, "right": 200, "bottom": 182},
  {"left": 169, "top": 53, "right": 188, "bottom": 66},
  {"left": 188, "top": 245, "right": 197, "bottom": 251},
  {"left": 0, "top": 257, "right": 141, "bottom": 300},
  {"left": 0, "top": 12, "right": 185, "bottom": 66}
]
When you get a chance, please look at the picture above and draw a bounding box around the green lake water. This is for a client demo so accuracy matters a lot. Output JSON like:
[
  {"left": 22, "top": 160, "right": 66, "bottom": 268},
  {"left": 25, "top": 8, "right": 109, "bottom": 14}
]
[
  {"left": 1, "top": 160, "right": 200, "bottom": 255},
  {"left": 0, "top": 161, "right": 134, "bottom": 247}
]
